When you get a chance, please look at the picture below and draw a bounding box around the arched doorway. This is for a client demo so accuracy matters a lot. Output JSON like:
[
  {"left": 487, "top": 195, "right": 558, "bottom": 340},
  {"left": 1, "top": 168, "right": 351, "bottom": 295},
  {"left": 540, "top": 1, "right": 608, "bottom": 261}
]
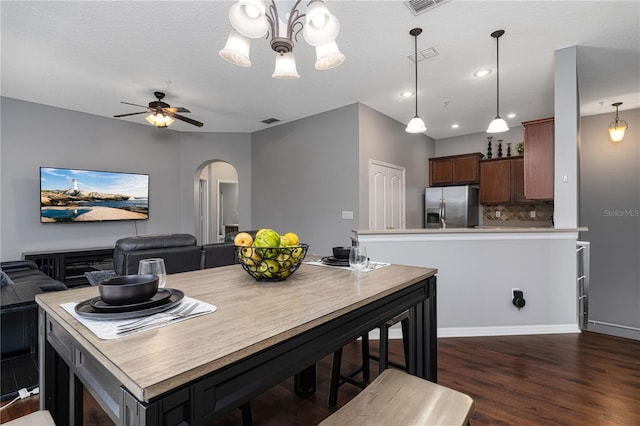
[{"left": 194, "top": 160, "right": 239, "bottom": 244}]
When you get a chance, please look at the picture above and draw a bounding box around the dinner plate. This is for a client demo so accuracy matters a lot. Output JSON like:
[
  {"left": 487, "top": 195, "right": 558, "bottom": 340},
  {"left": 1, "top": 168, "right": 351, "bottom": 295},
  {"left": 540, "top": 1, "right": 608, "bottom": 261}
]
[
  {"left": 88, "top": 288, "right": 172, "bottom": 311},
  {"left": 321, "top": 256, "right": 350, "bottom": 267},
  {"left": 75, "top": 288, "right": 184, "bottom": 319}
]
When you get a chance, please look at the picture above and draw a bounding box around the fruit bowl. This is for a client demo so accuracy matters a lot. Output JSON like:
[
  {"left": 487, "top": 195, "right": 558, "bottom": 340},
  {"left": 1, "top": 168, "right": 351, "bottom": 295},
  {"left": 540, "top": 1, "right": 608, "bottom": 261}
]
[{"left": 235, "top": 244, "right": 309, "bottom": 282}]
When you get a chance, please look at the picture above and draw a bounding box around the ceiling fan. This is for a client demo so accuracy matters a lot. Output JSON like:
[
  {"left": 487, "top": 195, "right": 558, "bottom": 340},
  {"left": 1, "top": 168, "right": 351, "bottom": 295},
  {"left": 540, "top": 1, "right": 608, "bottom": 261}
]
[{"left": 114, "top": 91, "right": 203, "bottom": 128}]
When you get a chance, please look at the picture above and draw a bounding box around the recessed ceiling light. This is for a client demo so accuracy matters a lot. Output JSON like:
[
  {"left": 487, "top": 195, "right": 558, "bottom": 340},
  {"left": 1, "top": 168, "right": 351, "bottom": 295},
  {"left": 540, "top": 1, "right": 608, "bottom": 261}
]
[
  {"left": 450, "top": 124, "right": 460, "bottom": 129},
  {"left": 473, "top": 69, "right": 492, "bottom": 78},
  {"left": 507, "top": 113, "right": 516, "bottom": 118},
  {"left": 400, "top": 90, "right": 415, "bottom": 98}
]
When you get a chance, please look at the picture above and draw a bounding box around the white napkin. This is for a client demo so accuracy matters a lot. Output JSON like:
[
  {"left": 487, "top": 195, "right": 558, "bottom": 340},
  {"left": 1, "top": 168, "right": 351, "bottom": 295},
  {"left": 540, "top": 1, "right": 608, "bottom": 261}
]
[{"left": 61, "top": 296, "right": 216, "bottom": 340}]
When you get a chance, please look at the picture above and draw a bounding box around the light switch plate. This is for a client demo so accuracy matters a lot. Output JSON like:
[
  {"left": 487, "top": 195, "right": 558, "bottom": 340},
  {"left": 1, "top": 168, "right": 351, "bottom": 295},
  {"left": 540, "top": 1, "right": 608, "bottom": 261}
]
[{"left": 341, "top": 211, "right": 354, "bottom": 220}]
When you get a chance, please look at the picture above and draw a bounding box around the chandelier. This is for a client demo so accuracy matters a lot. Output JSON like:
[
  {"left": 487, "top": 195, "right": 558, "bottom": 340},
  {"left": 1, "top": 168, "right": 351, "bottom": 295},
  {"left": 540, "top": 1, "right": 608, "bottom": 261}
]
[{"left": 219, "top": 0, "right": 345, "bottom": 79}]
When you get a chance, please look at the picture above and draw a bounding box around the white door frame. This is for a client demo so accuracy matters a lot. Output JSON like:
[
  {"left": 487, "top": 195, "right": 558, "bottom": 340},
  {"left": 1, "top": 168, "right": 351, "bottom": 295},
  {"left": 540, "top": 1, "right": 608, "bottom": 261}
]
[{"left": 217, "top": 179, "right": 238, "bottom": 242}]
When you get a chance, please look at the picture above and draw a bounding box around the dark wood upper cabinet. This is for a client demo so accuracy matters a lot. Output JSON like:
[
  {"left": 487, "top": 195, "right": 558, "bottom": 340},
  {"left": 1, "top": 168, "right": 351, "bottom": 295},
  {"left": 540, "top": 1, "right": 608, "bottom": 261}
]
[
  {"left": 480, "top": 157, "right": 530, "bottom": 205},
  {"left": 480, "top": 158, "right": 511, "bottom": 204},
  {"left": 429, "top": 153, "right": 483, "bottom": 186},
  {"left": 522, "top": 117, "right": 554, "bottom": 200}
]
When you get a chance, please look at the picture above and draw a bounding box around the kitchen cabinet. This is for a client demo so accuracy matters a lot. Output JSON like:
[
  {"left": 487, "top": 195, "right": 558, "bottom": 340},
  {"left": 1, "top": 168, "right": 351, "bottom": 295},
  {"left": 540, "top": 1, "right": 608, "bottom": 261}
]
[
  {"left": 429, "top": 152, "right": 483, "bottom": 186},
  {"left": 522, "top": 117, "right": 554, "bottom": 200},
  {"left": 479, "top": 157, "right": 528, "bottom": 205}
]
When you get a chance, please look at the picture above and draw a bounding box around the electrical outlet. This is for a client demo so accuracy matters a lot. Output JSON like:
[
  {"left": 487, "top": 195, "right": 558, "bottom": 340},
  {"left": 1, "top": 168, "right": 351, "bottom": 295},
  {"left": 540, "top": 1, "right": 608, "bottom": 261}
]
[
  {"left": 496, "top": 211, "right": 501, "bottom": 218},
  {"left": 530, "top": 210, "right": 536, "bottom": 218}
]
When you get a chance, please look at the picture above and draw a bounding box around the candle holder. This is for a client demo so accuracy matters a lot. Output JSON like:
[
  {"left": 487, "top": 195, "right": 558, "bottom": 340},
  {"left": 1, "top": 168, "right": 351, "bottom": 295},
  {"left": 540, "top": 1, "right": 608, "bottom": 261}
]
[
  {"left": 487, "top": 136, "right": 493, "bottom": 159},
  {"left": 507, "top": 142, "right": 512, "bottom": 157},
  {"left": 497, "top": 140, "right": 503, "bottom": 158}
]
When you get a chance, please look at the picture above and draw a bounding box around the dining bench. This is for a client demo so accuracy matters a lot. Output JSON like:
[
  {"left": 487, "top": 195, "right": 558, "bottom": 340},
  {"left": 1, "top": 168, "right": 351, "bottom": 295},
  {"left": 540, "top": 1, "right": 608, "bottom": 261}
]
[{"left": 319, "top": 369, "right": 474, "bottom": 426}]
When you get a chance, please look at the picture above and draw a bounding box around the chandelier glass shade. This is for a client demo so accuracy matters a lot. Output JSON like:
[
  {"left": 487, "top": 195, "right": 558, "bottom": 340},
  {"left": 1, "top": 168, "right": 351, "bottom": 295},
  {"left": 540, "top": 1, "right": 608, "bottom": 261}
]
[
  {"left": 406, "top": 27, "right": 426, "bottom": 134},
  {"left": 487, "top": 29, "right": 509, "bottom": 133},
  {"left": 608, "top": 102, "right": 627, "bottom": 142},
  {"left": 220, "top": 0, "right": 344, "bottom": 79}
]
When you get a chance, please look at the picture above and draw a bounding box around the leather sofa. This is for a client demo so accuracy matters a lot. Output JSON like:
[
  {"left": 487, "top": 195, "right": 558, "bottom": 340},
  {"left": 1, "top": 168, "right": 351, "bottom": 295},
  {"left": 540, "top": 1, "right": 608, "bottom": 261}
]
[
  {"left": 113, "top": 231, "right": 260, "bottom": 275},
  {"left": 1, "top": 261, "right": 67, "bottom": 398},
  {"left": 1, "top": 261, "right": 67, "bottom": 355},
  {"left": 113, "top": 234, "right": 204, "bottom": 275}
]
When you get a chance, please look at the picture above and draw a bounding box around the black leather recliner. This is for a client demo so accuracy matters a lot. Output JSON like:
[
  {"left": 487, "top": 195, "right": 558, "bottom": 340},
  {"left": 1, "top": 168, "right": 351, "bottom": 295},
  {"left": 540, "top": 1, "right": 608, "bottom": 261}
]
[{"left": 113, "top": 234, "right": 203, "bottom": 275}]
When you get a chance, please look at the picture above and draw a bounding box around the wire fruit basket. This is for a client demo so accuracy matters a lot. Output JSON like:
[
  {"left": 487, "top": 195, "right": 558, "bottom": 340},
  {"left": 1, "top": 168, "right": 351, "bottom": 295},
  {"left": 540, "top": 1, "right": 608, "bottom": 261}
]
[{"left": 235, "top": 244, "right": 309, "bottom": 282}]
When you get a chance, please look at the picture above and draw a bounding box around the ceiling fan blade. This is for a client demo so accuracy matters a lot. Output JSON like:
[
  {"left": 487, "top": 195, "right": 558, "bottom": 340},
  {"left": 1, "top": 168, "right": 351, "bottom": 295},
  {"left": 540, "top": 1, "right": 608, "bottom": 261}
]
[
  {"left": 113, "top": 111, "right": 147, "bottom": 118},
  {"left": 120, "top": 101, "right": 149, "bottom": 108},
  {"left": 164, "top": 107, "right": 190, "bottom": 113},
  {"left": 168, "top": 112, "right": 204, "bottom": 127}
]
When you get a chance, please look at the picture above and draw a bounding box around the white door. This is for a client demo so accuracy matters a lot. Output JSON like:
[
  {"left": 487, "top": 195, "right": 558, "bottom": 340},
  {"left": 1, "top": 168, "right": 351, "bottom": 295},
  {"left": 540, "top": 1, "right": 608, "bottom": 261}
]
[{"left": 369, "top": 160, "right": 405, "bottom": 230}]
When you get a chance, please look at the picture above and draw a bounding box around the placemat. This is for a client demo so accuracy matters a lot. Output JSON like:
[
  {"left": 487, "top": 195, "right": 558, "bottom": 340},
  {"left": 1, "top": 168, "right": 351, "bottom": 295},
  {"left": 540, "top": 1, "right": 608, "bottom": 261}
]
[
  {"left": 304, "top": 260, "right": 390, "bottom": 271},
  {"left": 61, "top": 296, "right": 216, "bottom": 340}
]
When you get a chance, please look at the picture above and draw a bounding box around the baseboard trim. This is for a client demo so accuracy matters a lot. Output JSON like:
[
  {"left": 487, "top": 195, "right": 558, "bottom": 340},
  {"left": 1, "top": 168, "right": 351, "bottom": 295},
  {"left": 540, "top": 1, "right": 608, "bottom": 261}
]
[{"left": 371, "top": 323, "right": 581, "bottom": 340}]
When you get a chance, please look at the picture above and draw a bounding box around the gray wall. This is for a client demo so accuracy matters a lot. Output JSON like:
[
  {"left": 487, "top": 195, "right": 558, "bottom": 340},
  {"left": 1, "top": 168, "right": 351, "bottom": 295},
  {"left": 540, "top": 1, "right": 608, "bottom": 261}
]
[
  {"left": 435, "top": 126, "right": 524, "bottom": 158},
  {"left": 358, "top": 104, "right": 434, "bottom": 229},
  {"left": 0, "top": 97, "right": 252, "bottom": 261},
  {"left": 579, "top": 108, "right": 640, "bottom": 340},
  {"left": 251, "top": 104, "right": 360, "bottom": 255}
]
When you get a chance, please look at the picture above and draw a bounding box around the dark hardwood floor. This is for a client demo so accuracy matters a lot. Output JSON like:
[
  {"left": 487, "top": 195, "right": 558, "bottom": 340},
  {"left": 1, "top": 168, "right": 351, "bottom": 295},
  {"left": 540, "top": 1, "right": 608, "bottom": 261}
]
[{"left": 2, "top": 331, "right": 639, "bottom": 425}]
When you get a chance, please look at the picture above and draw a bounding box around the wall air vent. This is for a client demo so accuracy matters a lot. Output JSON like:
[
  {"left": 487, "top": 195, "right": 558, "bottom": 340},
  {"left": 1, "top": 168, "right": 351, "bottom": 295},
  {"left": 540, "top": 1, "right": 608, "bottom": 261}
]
[
  {"left": 261, "top": 118, "right": 280, "bottom": 124},
  {"left": 404, "top": 0, "right": 451, "bottom": 15},
  {"left": 408, "top": 47, "right": 439, "bottom": 63}
]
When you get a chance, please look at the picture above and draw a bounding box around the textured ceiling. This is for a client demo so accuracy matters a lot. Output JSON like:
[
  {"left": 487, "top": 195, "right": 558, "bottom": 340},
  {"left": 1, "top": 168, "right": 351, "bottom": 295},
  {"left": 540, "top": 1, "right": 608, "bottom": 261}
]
[{"left": 2, "top": 1, "right": 639, "bottom": 139}]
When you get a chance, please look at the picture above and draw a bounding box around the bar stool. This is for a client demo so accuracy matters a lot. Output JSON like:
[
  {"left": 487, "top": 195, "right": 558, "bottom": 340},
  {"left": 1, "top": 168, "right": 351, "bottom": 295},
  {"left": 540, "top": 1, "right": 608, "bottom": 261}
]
[
  {"left": 320, "top": 369, "right": 475, "bottom": 426},
  {"left": 328, "top": 310, "right": 409, "bottom": 407}
]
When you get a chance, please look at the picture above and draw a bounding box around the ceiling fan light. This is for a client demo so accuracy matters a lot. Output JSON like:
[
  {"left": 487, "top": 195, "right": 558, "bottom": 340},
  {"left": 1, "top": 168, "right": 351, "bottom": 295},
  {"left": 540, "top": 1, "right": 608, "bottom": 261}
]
[
  {"left": 487, "top": 117, "right": 509, "bottom": 133},
  {"left": 146, "top": 113, "right": 174, "bottom": 128},
  {"left": 608, "top": 120, "right": 627, "bottom": 142},
  {"left": 219, "top": 30, "right": 252, "bottom": 67},
  {"left": 406, "top": 116, "right": 427, "bottom": 133},
  {"left": 229, "top": 0, "right": 268, "bottom": 39},
  {"left": 272, "top": 52, "right": 300, "bottom": 79},
  {"left": 314, "top": 41, "right": 345, "bottom": 70}
]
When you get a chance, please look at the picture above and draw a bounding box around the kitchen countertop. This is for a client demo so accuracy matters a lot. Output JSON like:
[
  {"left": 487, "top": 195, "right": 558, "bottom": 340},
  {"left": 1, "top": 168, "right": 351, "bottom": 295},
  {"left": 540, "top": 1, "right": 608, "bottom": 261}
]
[{"left": 356, "top": 226, "right": 587, "bottom": 235}]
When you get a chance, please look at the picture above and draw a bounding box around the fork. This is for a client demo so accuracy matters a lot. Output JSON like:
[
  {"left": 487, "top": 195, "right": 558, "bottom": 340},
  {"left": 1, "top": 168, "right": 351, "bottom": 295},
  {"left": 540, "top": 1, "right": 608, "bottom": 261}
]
[
  {"left": 117, "top": 302, "right": 194, "bottom": 330},
  {"left": 117, "top": 303, "right": 199, "bottom": 335}
]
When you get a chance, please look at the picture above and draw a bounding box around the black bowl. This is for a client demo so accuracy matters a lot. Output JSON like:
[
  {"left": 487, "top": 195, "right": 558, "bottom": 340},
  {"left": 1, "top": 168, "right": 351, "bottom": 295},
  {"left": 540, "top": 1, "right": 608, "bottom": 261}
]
[
  {"left": 332, "top": 246, "right": 352, "bottom": 260},
  {"left": 99, "top": 274, "right": 159, "bottom": 305}
]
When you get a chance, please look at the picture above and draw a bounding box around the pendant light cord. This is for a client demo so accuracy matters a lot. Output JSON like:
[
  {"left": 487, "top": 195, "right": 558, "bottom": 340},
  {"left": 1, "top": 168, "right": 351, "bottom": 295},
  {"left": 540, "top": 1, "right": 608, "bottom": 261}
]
[
  {"left": 410, "top": 27, "right": 422, "bottom": 117},
  {"left": 495, "top": 35, "right": 500, "bottom": 118},
  {"left": 414, "top": 33, "right": 419, "bottom": 116}
]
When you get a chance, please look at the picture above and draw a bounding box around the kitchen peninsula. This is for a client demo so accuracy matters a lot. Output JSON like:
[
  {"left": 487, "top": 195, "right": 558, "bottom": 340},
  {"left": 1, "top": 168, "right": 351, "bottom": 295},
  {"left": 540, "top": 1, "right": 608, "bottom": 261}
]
[{"left": 355, "top": 226, "right": 586, "bottom": 337}]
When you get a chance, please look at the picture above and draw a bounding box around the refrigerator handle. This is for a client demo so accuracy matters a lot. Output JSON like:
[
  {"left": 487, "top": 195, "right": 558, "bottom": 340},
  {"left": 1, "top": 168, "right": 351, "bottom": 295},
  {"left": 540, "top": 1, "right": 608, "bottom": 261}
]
[{"left": 440, "top": 198, "right": 447, "bottom": 229}]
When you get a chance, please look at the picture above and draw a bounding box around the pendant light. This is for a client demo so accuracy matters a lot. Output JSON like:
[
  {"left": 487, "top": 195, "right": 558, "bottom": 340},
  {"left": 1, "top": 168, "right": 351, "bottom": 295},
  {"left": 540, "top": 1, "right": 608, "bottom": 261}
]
[
  {"left": 608, "top": 102, "right": 628, "bottom": 142},
  {"left": 406, "top": 27, "right": 426, "bottom": 134},
  {"left": 487, "top": 29, "right": 509, "bottom": 133}
]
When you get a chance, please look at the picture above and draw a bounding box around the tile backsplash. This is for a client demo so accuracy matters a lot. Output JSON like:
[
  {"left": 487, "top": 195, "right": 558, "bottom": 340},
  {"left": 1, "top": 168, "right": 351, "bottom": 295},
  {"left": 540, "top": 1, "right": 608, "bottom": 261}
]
[{"left": 482, "top": 203, "right": 554, "bottom": 226}]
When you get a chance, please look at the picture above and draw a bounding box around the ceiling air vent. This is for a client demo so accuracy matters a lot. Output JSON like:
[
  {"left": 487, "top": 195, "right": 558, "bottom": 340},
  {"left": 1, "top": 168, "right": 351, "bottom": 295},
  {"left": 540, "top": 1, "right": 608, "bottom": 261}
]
[
  {"left": 261, "top": 118, "right": 280, "bottom": 124},
  {"left": 404, "top": 0, "right": 451, "bottom": 15},
  {"left": 408, "top": 47, "right": 439, "bottom": 63}
]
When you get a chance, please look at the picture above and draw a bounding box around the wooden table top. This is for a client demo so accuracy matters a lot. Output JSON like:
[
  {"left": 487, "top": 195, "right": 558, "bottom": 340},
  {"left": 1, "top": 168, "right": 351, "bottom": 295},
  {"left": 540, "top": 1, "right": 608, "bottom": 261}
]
[{"left": 36, "top": 262, "right": 436, "bottom": 402}]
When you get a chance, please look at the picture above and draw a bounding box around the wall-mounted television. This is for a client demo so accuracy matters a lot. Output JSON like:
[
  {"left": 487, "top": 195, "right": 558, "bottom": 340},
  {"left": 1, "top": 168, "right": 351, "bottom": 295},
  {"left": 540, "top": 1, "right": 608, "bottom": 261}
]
[{"left": 40, "top": 167, "right": 149, "bottom": 223}]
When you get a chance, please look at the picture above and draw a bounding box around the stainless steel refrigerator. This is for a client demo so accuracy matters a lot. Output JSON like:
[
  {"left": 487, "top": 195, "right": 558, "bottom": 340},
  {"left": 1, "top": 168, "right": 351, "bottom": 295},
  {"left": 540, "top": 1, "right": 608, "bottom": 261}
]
[{"left": 424, "top": 186, "right": 479, "bottom": 228}]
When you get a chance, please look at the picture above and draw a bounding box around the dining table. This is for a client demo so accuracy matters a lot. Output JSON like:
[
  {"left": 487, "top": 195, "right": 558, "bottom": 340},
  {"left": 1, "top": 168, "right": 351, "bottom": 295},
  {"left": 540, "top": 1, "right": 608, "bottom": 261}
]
[{"left": 35, "top": 259, "right": 437, "bottom": 425}]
